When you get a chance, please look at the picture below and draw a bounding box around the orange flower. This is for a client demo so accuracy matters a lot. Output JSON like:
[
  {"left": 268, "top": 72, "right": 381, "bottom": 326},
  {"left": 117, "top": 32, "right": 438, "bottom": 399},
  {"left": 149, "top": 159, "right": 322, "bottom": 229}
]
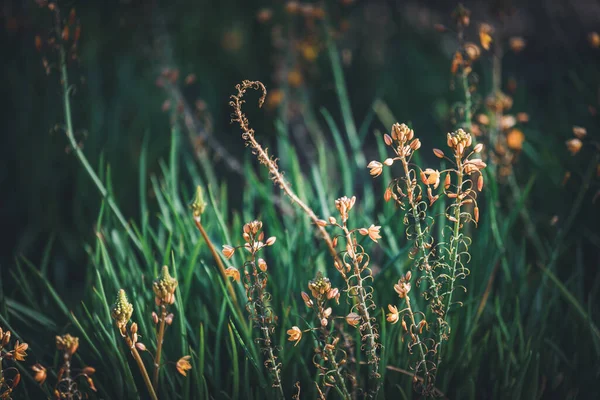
[
  {"left": 176, "top": 356, "right": 192, "bottom": 376},
  {"left": 506, "top": 129, "right": 525, "bottom": 150},
  {"left": 286, "top": 326, "right": 302, "bottom": 346},
  {"left": 386, "top": 305, "right": 399, "bottom": 324},
  {"left": 224, "top": 267, "right": 240, "bottom": 282},
  {"left": 479, "top": 23, "right": 493, "bottom": 50},
  {"left": 358, "top": 224, "right": 382, "bottom": 243},
  {"left": 335, "top": 196, "right": 356, "bottom": 223},
  {"left": 367, "top": 161, "right": 383, "bottom": 177},
  {"left": 222, "top": 245, "right": 235, "bottom": 259},
  {"left": 394, "top": 272, "right": 412, "bottom": 299},
  {"left": 13, "top": 340, "right": 28, "bottom": 361},
  {"left": 421, "top": 169, "right": 441, "bottom": 189}
]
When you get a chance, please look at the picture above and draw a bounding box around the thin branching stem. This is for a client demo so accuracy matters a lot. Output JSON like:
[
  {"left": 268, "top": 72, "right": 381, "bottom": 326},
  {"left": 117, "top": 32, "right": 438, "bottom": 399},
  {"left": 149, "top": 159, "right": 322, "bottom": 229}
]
[
  {"left": 437, "top": 155, "right": 464, "bottom": 368},
  {"left": 126, "top": 335, "right": 158, "bottom": 400},
  {"left": 152, "top": 305, "right": 167, "bottom": 391},
  {"left": 341, "top": 228, "right": 380, "bottom": 398},
  {"left": 194, "top": 219, "right": 242, "bottom": 313}
]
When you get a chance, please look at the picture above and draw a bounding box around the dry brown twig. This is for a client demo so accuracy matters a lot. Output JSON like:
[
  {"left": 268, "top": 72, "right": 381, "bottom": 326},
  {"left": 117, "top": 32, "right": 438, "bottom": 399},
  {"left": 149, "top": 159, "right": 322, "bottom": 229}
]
[{"left": 230, "top": 80, "right": 341, "bottom": 268}]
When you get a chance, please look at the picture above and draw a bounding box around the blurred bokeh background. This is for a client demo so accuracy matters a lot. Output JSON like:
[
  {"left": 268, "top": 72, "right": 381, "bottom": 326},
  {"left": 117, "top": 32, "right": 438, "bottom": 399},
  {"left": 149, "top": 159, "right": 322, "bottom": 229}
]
[{"left": 2, "top": 0, "right": 598, "bottom": 291}]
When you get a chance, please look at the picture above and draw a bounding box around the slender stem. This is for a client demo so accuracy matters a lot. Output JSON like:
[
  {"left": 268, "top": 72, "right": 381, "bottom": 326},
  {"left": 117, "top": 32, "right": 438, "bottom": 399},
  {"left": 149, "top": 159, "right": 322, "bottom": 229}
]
[
  {"left": 325, "top": 347, "right": 351, "bottom": 400},
  {"left": 127, "top": 336, "right": 158, "bottom": 400},
  {"left": 437, "top": 157, "right": 463, "bottom": 368},
  {"left": 55, "top": 9, "right": 142, "bottom": 251},
  {"left": 194, "top": 219, "right": 240, "bottom": 308},
  {"left": 401, "top": 159, "right": 441, "bottom": 306},
  {"left": 250, "top": 257, "right": 284, "bottom": 400},
  {"left": 152, "top": 305, "right": 167, "bottom": 390},
  {"left": 397, "top": 156, "right": 436, "bottom": 389},
  {"left": 404, "top": 295, "right": 430, "bottom": 390},
  {"left": 317, "top": 307, "right": 351, "bottom": 400},
  {"left": 342, "top": 228, "right": 379, "bottom": 398}
]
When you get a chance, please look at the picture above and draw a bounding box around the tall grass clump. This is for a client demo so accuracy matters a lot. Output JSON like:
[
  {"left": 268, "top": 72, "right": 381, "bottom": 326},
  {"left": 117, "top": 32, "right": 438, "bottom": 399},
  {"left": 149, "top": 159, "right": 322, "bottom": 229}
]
[{"left": 2, "top": 1, "right": 600, "bottom": 400}]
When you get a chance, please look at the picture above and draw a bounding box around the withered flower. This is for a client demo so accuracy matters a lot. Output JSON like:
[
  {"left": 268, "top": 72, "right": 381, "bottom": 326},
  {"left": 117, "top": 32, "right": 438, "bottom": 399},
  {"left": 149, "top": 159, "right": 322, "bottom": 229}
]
[
  {"left": 176, "top": 355, "right": 192, "bottom": 376},
  {"left": 286, "top": 326, "right": 302, "bottom": 346},
  {"left": 345, "top": 312, "right": 361, "bottom": 327},
  {"left": 224, "top": 267, "right": 240, "bottom": 282},
  {"left": 31, "top": 363, "right": 47, "bottom": 385}
]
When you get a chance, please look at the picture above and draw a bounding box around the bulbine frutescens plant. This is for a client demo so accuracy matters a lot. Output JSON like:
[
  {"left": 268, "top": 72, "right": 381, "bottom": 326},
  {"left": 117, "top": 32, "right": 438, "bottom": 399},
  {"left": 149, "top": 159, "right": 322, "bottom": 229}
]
[
  {"left": 290, "top": 272, "right": 352, "bottom": 399},
  {"left": 111, "top": 266, "right": 191, "bottom": 400},
  {"left": 369, "top": 123, "right": 486, "bottom": 395},
  {"left": 231, "top": 81, "right": 383, "bottom": 398},
  {"left": 221, "top": 221, "right": 285, "bottom": 398}
]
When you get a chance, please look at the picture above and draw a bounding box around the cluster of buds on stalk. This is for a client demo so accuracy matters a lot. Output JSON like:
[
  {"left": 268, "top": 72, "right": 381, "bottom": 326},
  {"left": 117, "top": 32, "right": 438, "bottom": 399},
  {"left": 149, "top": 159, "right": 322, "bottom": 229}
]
[
  {"left": 315, "top": 195, "right": 382, "bottom": 397},
  {"left": 436, "top": 128, "right": 486, "bottom": 224},
  {"left": 289, "top": 273, "right": 351, "bottom": 398},
  {"left": 222, "top": 220, "right": 283, "bottom": 396},
  {"left": 369, "top": 123, "right": 486, "bottom": 396},
  {"left": 221, "top": 220, "right": 276, "bottom": 282},
  {"left": 368, "top": 124, "right": 421, "bottom": 180},
  {"left": 153, "top": 265, "right": 178, "bottom": 306},
  {"left": 52, "top": 334, "right": 97, "bottom": 398}
]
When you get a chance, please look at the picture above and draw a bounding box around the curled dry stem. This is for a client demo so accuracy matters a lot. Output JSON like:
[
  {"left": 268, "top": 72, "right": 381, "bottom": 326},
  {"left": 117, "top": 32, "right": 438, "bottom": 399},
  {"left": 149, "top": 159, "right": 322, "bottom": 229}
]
[{"left": 230, "top": 80, "right": 341, "bottom": 268}]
